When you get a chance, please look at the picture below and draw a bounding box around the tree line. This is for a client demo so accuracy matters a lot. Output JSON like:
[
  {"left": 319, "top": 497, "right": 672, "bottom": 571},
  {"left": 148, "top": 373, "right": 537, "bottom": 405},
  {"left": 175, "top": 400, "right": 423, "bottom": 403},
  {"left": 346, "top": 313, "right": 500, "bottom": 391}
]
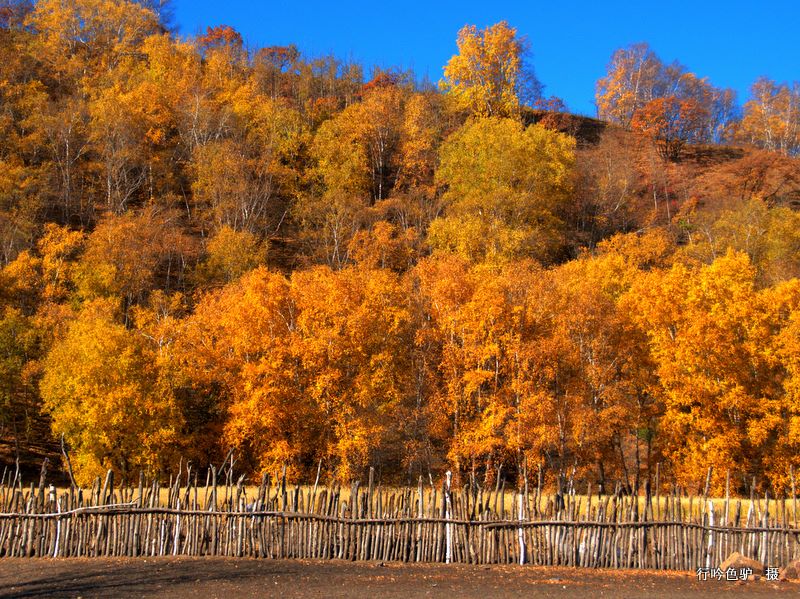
[{"left": 1, "top": 1, "right": 800, "bottom": 495}]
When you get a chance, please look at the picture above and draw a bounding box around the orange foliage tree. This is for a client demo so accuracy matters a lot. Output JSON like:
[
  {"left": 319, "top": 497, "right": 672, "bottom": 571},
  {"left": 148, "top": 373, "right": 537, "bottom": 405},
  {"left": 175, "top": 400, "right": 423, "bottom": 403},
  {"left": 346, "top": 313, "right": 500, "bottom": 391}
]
[
  {"left": 631, "top": 96, "right": 709, "bottom": 160},
  {"left": 172, "top": 265, "right": 418, "bottom": 480},
  {"left": 623, "top": 251, "right": 800, "bottom": 494}
]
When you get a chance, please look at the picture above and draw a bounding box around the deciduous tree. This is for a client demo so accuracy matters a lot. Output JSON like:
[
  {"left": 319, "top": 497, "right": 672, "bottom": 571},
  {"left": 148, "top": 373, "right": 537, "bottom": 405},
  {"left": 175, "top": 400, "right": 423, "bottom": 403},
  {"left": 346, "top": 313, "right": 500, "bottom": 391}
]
[
  {"left": 739, "top": 78, "right": 800, "bottom": 156},
  {"left": 429, "top": 117, "right": 574, "bottom": 263},
  {"left": 40, "top": 299, "right": 180, "bottom": 484},
  {"left": 441, "top": 21, "right": 538, "bottom": 118},
  {"left": 631, "top": 96, "right": 709, "bottom": 160}
]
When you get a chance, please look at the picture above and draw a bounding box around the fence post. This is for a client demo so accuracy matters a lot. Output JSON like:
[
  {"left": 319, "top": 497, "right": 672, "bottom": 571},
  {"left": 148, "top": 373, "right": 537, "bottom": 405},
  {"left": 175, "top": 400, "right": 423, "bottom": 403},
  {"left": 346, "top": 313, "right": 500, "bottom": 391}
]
[
  {"left": 444, "top": 471, "right": 452, "bottom": 564},
  {"left": 517, "top": 492, "right": 526, "bottom": 565},
  {"left": 173, "top": 498, "right": 180, "bottom": 556},
  {"left": 760, "top": 494, "right": 769, "bottom": 566},
  {"left": 705, "top": 500, "right": 715, "bottom": 569},
  {"left": 5, "top": 468, "right": 800, "bottom": 570},
  {"left": 416, "top": 476, "right": 423, "bottom": 562},
  {"left": 743, "top": 500, "right": 754, "bottom": 556},
  {"left": 791, "top": 466, "right": 798, "bottom": 529},
  {"left": 52, "top": 496, "right": 61, "bottom": 558}
]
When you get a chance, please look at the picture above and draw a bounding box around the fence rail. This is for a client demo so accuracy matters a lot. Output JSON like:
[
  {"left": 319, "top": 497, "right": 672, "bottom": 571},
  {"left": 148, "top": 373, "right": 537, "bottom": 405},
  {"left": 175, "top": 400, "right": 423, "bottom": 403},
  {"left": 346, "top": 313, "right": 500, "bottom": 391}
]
[{"left": 1, "top": 464, "right": 799, "bottom": 571}]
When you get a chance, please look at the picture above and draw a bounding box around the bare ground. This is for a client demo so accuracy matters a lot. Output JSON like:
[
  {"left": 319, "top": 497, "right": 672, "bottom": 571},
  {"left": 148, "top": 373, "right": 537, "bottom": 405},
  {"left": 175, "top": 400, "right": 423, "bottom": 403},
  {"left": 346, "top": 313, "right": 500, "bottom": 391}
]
[{"left": 0, "top": 558, "right": 797, "bottom": 599}]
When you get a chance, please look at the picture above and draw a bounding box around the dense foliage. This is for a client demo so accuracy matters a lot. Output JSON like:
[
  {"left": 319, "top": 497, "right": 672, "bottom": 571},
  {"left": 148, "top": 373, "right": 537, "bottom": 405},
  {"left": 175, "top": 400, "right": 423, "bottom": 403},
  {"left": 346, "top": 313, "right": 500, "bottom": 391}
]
[{"left": 1, "top": 2, "right": 800, "bottom": 495}]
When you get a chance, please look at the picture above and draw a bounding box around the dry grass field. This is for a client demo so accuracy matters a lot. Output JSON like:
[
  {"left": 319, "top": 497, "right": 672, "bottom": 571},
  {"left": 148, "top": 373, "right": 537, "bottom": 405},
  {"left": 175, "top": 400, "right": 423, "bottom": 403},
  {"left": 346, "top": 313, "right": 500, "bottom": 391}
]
[{"left": 45, "top": 481, "right": 796, "bottom": 526}]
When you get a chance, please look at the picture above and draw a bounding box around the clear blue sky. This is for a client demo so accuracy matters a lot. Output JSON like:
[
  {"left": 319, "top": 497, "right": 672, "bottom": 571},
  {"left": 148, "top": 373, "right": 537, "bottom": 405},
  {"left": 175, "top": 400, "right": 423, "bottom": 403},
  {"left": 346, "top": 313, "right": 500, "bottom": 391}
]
[{"left": 173, "top": 1, "right": 799, "bottom": 116}]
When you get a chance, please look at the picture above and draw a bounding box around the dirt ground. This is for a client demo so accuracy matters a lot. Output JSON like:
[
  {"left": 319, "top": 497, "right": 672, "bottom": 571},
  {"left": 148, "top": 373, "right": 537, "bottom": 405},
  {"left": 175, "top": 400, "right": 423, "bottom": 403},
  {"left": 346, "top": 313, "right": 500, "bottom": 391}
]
[{"left": 0, "top": 558, "right": 797, "bottom": 599}]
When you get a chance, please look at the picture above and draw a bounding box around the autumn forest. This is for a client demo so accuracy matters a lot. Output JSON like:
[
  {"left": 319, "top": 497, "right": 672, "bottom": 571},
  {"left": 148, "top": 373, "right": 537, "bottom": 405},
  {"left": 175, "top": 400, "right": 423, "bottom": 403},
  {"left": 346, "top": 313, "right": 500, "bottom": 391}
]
[{"left": 1, "top": 1, "right": 800, "bottom": 497}]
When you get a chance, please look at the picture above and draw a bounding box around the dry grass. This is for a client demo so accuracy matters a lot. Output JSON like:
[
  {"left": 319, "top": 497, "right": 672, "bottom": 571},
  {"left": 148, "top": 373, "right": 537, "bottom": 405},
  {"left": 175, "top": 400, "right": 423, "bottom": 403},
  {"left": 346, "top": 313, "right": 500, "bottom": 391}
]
[{"left": 41, "top": 481, "right": 800, "bottom": 526}]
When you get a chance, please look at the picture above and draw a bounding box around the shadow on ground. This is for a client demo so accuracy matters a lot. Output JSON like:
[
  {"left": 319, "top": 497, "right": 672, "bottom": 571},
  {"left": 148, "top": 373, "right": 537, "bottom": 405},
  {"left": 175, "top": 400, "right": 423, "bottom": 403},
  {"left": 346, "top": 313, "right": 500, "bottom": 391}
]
[{"left": 0, "top": 557, "right": 797, "bottom": 599}]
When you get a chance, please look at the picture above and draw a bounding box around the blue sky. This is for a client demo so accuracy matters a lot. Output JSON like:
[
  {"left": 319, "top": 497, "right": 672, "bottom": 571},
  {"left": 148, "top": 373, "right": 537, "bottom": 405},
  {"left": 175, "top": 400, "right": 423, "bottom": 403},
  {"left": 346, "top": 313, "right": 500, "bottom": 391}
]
[{"left": 173, "top": 1, "right": 800, "bottom": 116}]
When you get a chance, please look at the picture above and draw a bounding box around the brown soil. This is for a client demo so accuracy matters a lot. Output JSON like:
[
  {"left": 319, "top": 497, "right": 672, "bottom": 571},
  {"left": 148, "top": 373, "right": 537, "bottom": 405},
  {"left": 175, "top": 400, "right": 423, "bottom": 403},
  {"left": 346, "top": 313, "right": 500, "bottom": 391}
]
[{"left": 0, "top": 558, "right": 797, "bottom": 599}]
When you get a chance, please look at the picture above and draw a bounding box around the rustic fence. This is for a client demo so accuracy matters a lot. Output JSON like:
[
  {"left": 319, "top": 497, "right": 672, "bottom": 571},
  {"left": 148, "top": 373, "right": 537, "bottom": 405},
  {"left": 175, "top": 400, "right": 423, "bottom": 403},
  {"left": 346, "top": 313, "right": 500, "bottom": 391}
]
[{"left": 1, "top": 464, "right": 800, "bottom": 571}]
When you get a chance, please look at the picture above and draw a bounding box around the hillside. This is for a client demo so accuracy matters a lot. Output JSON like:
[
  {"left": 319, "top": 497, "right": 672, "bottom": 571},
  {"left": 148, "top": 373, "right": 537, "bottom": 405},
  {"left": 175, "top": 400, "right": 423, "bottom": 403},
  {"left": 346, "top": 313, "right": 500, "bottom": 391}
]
[{"left": 2, "top": 5, "right": 800, "bottom": 496}]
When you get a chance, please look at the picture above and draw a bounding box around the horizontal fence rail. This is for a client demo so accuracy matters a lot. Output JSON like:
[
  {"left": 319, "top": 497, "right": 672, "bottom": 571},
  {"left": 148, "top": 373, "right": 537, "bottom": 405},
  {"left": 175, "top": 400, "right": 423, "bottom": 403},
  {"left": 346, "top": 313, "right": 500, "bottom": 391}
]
[{"left": 1, "top": 465, "right": 799, "bottom": 571}]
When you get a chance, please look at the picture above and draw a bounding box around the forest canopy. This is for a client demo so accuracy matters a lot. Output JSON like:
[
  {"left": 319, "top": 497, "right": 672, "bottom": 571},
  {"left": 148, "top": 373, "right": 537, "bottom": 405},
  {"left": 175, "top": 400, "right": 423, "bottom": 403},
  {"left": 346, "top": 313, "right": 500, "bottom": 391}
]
[{"left": 1, "top": 2, "right": 800, "bottom": 496}]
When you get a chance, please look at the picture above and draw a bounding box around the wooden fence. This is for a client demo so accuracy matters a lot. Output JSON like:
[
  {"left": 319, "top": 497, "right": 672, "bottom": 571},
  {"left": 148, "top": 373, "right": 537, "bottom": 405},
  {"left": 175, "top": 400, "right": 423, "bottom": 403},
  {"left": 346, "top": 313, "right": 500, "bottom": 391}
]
[{"left": 1, "top": 465, "right": 799, "bottom": 571}]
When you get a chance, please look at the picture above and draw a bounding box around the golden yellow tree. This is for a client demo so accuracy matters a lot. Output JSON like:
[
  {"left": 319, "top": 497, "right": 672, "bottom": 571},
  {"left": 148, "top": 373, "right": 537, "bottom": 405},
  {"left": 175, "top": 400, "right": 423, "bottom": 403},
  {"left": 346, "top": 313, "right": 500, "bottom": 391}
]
[
  {"left": 195, "top": 225, "right": 268, "bottom": 286},
  {"left": 772, "top": 287, "right": 800, "bottom": 491},
  {"left": 40, "top": 299, "right": 180, "bottom": 484},
  {"left": 429, "top": 117, "right": 574, "bottom": 263},
  {"left": 413, "top": 249, "right": 655, "bottom": 488},
  {"left": 0, "top": 255, "right": 42, "bottom": 448},
  {"left": 739, "top": 78, "right": 800, "bottom": 156},
  {"left": 300, "top": 83, "right": 409, "bottom": 266},
  {"left": 73, "top": 208, "right": 196, "bottom": 310},
  {"left": 441, "top": 21, "right": 534, "bottom": 117},
  {"left": 596, "top": 43, "right": 664, "bottom": 127},
  {"left": 535, "top": 252, "right": 659, "bottom": 491},
  {"left": 36, "top": 224, "right": 86, "bottom": 302},
  {"left": 190, "top": 84, "right": 304, "bottom": 232},
  {"left": 309, "top": 81, "right": 405, "bottom": 202},
  {"left": 290, "top": 265, "right": 416, "bottom": 479},
  {"left": 622, "top": 251, "right": 798, "bottom": 493}
]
